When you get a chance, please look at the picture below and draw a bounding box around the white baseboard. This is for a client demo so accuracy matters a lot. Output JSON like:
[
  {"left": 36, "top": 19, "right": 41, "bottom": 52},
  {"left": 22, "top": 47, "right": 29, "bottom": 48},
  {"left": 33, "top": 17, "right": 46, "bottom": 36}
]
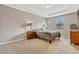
[
  {"left": 0, "top": 39, "right": 25, "bottom": 46},
  {"left": 63, "top": 35, "right": 70, "bottom": 38}
]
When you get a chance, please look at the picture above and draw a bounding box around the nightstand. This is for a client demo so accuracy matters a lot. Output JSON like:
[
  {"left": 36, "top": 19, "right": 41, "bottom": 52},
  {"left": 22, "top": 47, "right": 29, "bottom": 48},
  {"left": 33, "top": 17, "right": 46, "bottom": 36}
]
[{"left": 27, "top": 31, "right": 37, "bottom": 39}]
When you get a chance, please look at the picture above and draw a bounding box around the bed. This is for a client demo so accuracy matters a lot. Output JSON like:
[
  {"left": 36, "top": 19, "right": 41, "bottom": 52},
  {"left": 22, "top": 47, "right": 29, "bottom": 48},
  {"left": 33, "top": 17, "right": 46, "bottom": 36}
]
[
  {"left": 27, "top": 30, "right": 61, "bottom": 44},
  {"left": 36, "top": 31, "right": 61, "bottom": 44}
]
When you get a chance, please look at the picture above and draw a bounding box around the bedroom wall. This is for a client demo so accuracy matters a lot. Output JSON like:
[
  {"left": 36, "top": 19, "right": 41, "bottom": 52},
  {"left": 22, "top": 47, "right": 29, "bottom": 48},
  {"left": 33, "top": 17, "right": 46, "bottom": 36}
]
[
  {"left": 0, "top": 5, "right": 77, "bottom": 43},
  {"left": 47, "top": 12, "right": 77, "bottom": 37},
  {"left": 0, "top": 5, "right": 45, "bottom": 43},
  {"left": 0, "top": 12, "right": 2, "bottom": 41}
]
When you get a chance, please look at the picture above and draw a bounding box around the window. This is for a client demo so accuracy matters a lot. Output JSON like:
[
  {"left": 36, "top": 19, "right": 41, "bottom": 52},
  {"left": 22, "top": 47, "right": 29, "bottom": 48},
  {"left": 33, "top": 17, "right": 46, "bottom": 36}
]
[{"left": 56, "top": 18, "right": 64, "bottom": 30}]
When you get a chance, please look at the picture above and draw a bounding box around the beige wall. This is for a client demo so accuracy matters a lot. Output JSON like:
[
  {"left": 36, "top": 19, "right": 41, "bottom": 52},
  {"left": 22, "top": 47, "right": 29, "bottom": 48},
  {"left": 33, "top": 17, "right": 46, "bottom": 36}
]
[
  {"left": 47, "top": 12, "right": 77, "bottom": 37},
  {"left": 0, "top": 5, "right": 77, "bottom": 43},
  {"left": 0, "top": 5, "right": 45, "bottom": 43}
]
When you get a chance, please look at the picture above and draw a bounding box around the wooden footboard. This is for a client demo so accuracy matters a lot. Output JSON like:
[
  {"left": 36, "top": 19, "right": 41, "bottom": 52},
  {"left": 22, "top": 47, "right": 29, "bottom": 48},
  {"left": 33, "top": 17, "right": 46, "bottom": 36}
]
[{"left": 49, "top": 32, "right": 61, "bottom": 44}]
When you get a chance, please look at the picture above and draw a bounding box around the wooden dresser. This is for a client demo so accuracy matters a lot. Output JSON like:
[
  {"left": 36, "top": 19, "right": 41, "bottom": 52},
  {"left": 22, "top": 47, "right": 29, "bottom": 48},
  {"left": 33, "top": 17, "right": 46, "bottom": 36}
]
[
  {"left": 70, "top": 31, "right": 79, "bottom": 44},
  {"left": 70, "top": 10, "right": 79, "bottom": 45}
]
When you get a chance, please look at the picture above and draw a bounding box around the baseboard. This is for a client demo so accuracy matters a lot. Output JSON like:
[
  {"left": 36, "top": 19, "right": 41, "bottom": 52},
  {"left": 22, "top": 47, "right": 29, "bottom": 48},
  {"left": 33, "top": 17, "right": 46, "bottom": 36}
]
[
  {"left": 63, "top": 35, "right": 70, "bottom": 38},
  {"left": 0, "top": 39, "right": 25, "bottom": 46}
]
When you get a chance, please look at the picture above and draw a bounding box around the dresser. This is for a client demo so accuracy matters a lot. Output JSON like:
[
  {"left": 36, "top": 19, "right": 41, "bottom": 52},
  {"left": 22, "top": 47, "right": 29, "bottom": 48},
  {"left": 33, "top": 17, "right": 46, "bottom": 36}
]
[
  {"left": 70, "top": 10, "right": 79, "bottom": 45},
  {"left": 70, "top": 31, "right": 79, "bottom": 44}
]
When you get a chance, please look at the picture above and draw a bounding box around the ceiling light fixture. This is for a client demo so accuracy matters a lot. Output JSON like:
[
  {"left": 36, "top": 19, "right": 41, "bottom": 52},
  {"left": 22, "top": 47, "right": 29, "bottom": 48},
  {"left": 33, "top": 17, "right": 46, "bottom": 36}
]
[{"left": 44, "top": 4, "right": 52, "bottom": 8}]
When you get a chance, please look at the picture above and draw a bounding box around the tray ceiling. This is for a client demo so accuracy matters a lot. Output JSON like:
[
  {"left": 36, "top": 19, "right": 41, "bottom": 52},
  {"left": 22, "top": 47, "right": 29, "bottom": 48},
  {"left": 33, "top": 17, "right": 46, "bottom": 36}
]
[{"left": 3, "top": 4, "right": 79, "bottom": 18}]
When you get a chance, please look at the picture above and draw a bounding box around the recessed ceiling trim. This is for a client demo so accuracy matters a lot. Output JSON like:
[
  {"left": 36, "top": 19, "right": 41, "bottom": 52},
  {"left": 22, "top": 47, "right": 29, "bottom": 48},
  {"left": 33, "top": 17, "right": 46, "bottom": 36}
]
[
  {"left": 3, "top": 4, "right": 47, "bottom": 18},
  {"left": 48, "top": 9, "right": 68, "bottom": 16},
  {"left": 48, "top": 9, "right": 77, "bottom": 18},
  {"left": 3, "top": 4, "right": 79, "bottom": 18}
]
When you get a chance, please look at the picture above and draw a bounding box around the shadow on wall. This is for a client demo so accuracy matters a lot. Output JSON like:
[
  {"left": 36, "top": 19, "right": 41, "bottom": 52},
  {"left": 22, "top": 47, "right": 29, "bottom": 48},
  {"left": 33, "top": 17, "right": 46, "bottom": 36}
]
[{"left": 9, "top": 32, "right": 25, "bottom": 41}]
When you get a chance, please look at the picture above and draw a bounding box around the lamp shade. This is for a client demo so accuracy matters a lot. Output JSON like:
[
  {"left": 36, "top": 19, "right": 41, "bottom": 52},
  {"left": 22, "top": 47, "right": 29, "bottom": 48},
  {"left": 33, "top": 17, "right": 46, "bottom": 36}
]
[
  {"left": 20, "top": 23, "right": 27, "bottom": 28},
  {"left": 21, "top": 23, "right": 32, "bottom": 28}
]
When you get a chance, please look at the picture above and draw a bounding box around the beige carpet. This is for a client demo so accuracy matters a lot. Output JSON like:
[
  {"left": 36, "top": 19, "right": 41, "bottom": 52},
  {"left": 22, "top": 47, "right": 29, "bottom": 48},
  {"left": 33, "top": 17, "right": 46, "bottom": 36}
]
[{"left": 0, "top": 37, "right": 79, "bottom": 54}]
